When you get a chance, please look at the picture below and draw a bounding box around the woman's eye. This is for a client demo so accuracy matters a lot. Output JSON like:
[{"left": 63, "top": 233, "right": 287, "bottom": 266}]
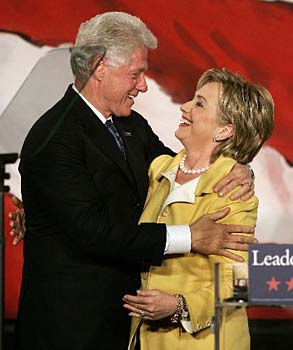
[{"left": 195, "top": 100, "right": 204, "bottom": 107}]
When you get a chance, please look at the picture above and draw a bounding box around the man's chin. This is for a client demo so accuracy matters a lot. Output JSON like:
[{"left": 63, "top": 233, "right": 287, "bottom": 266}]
[{"left": 116, "top": 109, "right": 132, "bottom": 117}]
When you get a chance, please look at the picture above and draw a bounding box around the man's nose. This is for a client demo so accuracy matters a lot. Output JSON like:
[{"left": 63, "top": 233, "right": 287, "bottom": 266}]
[{"left": 136, "top": 73, "right": 148, "bottom": 93}]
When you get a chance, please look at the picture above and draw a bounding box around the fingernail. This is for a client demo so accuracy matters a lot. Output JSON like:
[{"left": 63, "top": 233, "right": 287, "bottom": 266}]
[{"left": 219, "top": 192, "right": 223, "bottom": 197}]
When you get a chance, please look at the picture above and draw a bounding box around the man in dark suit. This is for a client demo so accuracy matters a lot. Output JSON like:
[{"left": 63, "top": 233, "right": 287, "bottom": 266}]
[{"left": 15, "top": 12, "right": 255, "bottom": 350}]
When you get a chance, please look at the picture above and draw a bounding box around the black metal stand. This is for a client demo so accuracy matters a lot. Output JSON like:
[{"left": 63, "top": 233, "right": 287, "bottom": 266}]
[
  {"left": 0, "top": 153, "right": 18, "bottom": 350},
  {"left": 214, "top": 262, "right": 221, "bottom": 350}
]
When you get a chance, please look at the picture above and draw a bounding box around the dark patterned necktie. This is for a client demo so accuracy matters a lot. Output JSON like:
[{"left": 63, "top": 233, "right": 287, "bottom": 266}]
[{"left": 105, "top": 120, "right": 126, "bottom": 159}]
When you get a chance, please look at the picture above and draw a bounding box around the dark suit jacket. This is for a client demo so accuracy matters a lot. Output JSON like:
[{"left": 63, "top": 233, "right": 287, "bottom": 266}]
[{"left": 16, "top": 86, "right": 174, "bottom": 350}]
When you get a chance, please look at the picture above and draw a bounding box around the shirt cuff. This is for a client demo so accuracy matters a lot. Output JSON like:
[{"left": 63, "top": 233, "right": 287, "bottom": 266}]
[
  {"left": 181, "top": 320, "right": 194, "bottom": 334},
  {"left": 164, "top": 225, "right": 191, "bottom": 254}
]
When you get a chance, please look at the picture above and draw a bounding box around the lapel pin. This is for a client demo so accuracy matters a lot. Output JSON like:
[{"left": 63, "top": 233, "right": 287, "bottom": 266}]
[{"left": 123, "top": 131, "right": 133, "bottom": 137}]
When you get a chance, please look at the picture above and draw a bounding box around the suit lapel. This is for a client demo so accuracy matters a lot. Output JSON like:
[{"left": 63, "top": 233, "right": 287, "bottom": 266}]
[
  {"left": 70, "top": 95, "right": 134, "bottom": 182},
  {"left": 114, "top": 117, "right": 149, "bottom": 204},
  {"left": 64, "top": 86, "right": 148, "bottom": 197}
]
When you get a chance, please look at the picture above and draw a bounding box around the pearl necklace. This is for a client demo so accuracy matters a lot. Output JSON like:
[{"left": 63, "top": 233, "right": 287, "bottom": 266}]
[{"left": 179, "top": 154, "right": 210, "bottom": 175}]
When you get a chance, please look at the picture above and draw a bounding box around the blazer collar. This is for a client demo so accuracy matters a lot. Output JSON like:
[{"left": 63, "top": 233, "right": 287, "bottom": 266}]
[
  {"left": 155, "top": 150, "right": 237, "bottom": 197},
  {"left": 196, "top": 155, "right": 237, "bottom": 195}
]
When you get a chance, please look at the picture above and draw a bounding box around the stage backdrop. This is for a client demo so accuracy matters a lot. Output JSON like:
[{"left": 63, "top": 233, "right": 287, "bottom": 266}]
[{"left": 0, "top": 0, "right": 293, "bottom": 319}]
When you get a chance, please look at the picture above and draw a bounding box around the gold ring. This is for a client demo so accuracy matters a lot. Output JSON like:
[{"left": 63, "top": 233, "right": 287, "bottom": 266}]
[{"left": 241, "top": 182, "right": 252, "bottom": 187}]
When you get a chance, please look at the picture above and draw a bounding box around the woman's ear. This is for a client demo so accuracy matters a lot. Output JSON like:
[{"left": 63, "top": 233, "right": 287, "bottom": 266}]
[{"left": 218, "top": 124, "right": 233, "bottom": 141}]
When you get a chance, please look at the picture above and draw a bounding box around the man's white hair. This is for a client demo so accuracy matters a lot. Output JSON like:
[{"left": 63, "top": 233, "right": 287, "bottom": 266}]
[{"left": 70, "top": 12, "right": 157, "bottom": 80}]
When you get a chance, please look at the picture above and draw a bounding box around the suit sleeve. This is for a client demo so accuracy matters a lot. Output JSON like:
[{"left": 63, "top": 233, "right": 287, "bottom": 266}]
[
  {"left": 21, "top": 127, "right": 166, "bottom": 266},
  {"left": 184, "top": 197, "right": 257, "bottom": 333}
]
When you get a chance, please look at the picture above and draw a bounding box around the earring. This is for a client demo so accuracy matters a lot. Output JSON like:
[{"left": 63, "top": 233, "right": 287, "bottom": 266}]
[{"left": 213, "top": 135, "right": 219, "bottom": 142}]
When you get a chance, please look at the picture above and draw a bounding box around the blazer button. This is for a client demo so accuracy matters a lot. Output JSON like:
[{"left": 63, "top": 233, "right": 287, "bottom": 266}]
[
  {"left": 197, "top": 323, "right": 203, "bottom": 330},
  {"left": 135, "top": 203, "right": 140, "bottom": 208},
  {"left": 206, "top": 320, "right": 211, "bottom": 327},
  {"left": 161, "top": 208, "right": 169, "bottom": 217}
]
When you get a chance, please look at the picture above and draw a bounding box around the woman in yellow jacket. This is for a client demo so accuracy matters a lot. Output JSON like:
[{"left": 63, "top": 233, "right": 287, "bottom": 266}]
[{"left": 123, "top": 68, "right": 274, "bottom": 350}]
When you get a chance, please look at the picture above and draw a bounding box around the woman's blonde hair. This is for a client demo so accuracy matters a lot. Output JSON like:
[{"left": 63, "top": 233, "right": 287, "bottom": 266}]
[{"left": 197, "top": 68, "right": 274, "bottom": 164}]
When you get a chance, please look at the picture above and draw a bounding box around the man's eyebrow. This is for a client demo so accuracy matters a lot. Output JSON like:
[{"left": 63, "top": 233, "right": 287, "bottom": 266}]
[{"left": 129, "top": 65, "right": 148, "bottom": 74}]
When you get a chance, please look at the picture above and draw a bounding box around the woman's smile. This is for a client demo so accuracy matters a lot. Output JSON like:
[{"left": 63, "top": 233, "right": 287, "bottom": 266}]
[{"left": 179, "top": 116, "right": 193, "bottom": 127}]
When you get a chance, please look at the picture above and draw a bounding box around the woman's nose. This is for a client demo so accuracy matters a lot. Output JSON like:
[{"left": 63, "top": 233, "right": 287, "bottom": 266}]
[{"left": 180, "top": 100, "right": 192, "bottom": 113}]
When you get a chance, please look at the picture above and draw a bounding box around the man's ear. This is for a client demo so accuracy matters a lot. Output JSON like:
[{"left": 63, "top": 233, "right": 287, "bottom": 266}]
[
  {"left": 92, "top": 56, "right": 105, "bottom": 81},
  {"left": 218, "top": 124, "right": 233, "bottom": 141}
]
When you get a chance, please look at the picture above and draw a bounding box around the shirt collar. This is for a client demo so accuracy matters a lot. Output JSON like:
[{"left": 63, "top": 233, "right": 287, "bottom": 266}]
[
  {"left": 161, "top": 166, "right": 178, "bottom": 184},
  {"left": 160, "top": 166, "right": 201, "bottom": 208},
  {"left": 72, "top": 85, "right": 111, "bottom": 124}
]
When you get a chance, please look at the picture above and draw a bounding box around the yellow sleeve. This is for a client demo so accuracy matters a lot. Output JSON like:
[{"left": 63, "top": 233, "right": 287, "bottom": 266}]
[{"left": 185, "top": 196, "right": 258, "bottom": 333}]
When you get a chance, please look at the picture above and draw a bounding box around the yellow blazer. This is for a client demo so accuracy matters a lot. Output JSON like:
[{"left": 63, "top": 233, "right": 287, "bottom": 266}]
[{"left": 129, "top": 151, "right": 257, "bottom": 350}]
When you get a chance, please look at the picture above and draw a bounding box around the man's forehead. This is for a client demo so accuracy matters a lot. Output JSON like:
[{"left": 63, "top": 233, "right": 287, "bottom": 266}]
[{"left": 128, "top": 47, "right": 149, "bottom": 68}]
